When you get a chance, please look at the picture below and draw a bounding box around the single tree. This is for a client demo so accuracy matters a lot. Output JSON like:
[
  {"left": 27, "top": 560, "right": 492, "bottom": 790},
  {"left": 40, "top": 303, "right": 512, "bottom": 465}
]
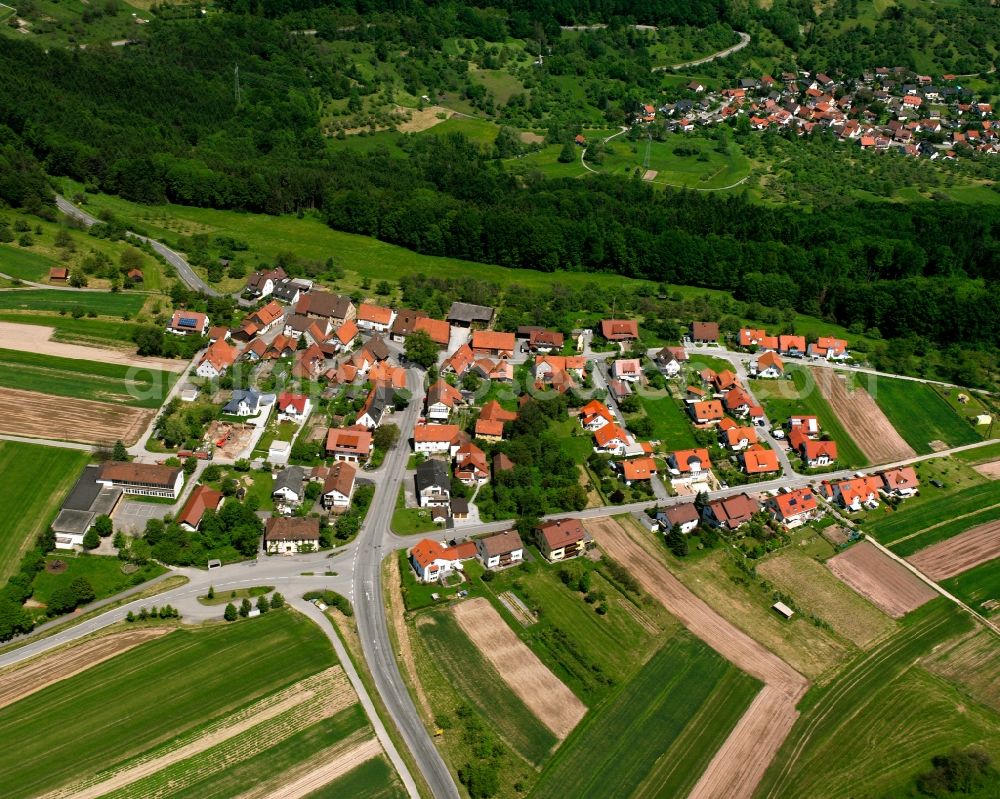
[
  {"left": 256, "top": 595, "right": 270, "bottom": 614},
  {"left": 183, "top": 456, "right": 198, "bottom": 476},
  {"left": 558, "top": 140, "right": 576, "bottom": 163},
  {"left": 82, "top": 528, "right": 100, "bottom": 550},
  {"left": 112, "top": 440, "right": 129, "bottom": 461},
  {"left": 207, "top": 585, "right": 215, "bottom": 600},
  {"left": 224, "top": 602, "right": 238, "bottom": 621},
  {"left": 270, "top": 592, "right": 285, "bottom": 609},
  {"left": 93, "top": 515, "right": 113, "bottom": 537},
  {"left": 403, "top": 329, "right": 438, "bottom": 369},
  {"left": 239, "top": 597, "right": 252, "bottom": 618}
]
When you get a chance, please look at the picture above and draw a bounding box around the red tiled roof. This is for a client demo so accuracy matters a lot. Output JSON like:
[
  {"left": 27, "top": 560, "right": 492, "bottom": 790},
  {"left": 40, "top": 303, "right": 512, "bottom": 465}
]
[
  {"left": 472, "top": 330, "right": 515, "bottom": 352},
  {"left": 178, "top": 485, "right": 222, "bottom": 528},
  {"left": 414, "top": 317, "right": 450, "bottom": 346},
  {"left": 358, "top": 303, "right": 393, "bottom": 325}
]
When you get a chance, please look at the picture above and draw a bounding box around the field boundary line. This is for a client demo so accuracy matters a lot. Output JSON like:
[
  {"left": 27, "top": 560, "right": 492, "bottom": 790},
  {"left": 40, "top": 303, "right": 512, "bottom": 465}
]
[
  {"left": 865, "top": 537, "right": 1000, "bottom": 638},
  {"left": 884, "top": 500, "right": 1000, "bottom": 547},
  {"left": 246, "top": 735, "right": 381, "bottom": 799}
]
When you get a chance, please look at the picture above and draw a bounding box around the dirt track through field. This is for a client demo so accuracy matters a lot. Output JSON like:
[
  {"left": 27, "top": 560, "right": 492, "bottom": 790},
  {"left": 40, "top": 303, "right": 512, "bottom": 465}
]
[
  {"left": 0, "top": 322, "right": 186, "bottom": 372},
  {"left": 0, "top": 629, "right": 169, "bottom": 710},
  {"left": 0, "top": 386, "right": 153, "bottom": 445},
  {"left": 908, "top": 520, "right": 1000, "bottom": 580},
  {"left": 44, "top": 667, "right": 353, "bottom": 799},
  {"left": 452, "top": 597, "right": 586, "bottom": 739},
  {"left": 828, "top": 541, "right": 936, "bottom": 618},
  {"left": 250, "top": 736, "right": 381, "bottom": 799},
  {"left": 584, "top": 518, "right": 807, "bottom": 799},
  {"left": 811, "top": 368, "right": 914, "bottom": 464}
]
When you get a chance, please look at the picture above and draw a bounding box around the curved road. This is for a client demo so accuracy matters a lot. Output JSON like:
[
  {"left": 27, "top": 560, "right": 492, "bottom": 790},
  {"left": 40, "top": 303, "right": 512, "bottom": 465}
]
[
  {"left": 55, "top": 195, "right": 220, "bottom": 297},
  {"left": 655, "top": 31, "right": 750, "bottom": 71}
]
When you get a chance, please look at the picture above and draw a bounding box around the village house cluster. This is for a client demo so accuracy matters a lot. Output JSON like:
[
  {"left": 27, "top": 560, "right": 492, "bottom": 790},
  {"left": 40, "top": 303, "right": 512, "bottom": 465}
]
[{"left": 646, "top": 67, "right": 997, "bottom": 159}]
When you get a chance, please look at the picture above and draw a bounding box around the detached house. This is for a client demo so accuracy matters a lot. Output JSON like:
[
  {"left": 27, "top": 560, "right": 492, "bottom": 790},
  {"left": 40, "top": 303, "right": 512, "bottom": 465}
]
[
  {"left": 655, "top": 503, "right": 700, "bottom": 535},
  {"left": 325, "top": 427, "right": 373, "bottom": 463},
  {"left": 415, "top": 459, "right": 450, "bottom": 508},
  {"left": 409, "top": 538, "right": 477, "bottom": 582},
  {"left": 265, "top": 517, "right": 320, "bottom": 554},
  {"left": 536, "top": 518, "right": 587, "bottom": 562},
  {"left": 178, "top": 485, "right": 224, "bottom": 531},
  {"left": 790, "top": 428, "right": 838, "bottom": 467},
  {"left": 689, "top": 321, "right": 719, "bottom": 343},
  {"left": 196, "top": 338, "right": 238, "bottom": 379},
  {"left": 724, "top": 387, "right": 753, "bottom": 418},
  {"left": 592, "top": 423, "right": 632, "bottom": 456},
  {"left": 719, "top": 419, "right": 758, "bottom": 450},
  {"left": 277, "top": 392, "right": 312, "bottom": 421},
  {"left": 528, "top": 329, "right": 564, "bottom": 352},
  {"left": 766, "top": 487, "right": 818, "bottom": 528},
  {"left": 612, "top": 359, "right": 643, "bottom": 383},
  {"left": 357, "top": 387, "right": 392, "bottom": 429},
  {"left": 827, "top": 476, "right": 882, "bottom": 511},
  {"left": 789, "top": 415, "right": 820, "bottom": 435},
  {"left": 425, "top": 380, "right": 464, "bottom": 421},
  {"left": 600, "top": 319, "right": 639, "bottom": 342},
  {"left": 742, "top": 446, "right": 781, "bottom": 475},
  {"left": 667, "top": 448, "right": 712, "bottom": 482},
  {"left": 655, "top": 346, "right": 686, "bottom": 377},
  {"left": 245, "top": 266, "right": 287, "bottom": 299},
  {"left": 579, "top": 400, "right": 615, "bottom": 431},
  {"left": 477, "top": 531, "right": 524, "bottom": 570},
  {"left": 808, "top": 337, "right": 849, "bottom": 360},
  {"left": 880, "top": 466, "right": 919, "bottom": 497},
  {"left": 168, "top": 310, "right": 209, "bottom": 336},
  {"left": 704, "top": 493, "right": 759, "bottom": 530},
  {"left": 322, "top": 462, "right": 357, "bottom": 510},
  {"left": 753, "top": 351, "right": 785, "bottom": 378},
  {"left": 454, "top": 442, "right": 489, "bottom": 486},
  {"left": 618, "top": 457, "right": 658, "bottom": 484},
  {"left": 689, "top": 400, "right": 725, "bottom": 425},
  {"left": 413, "top": 423, "right": 462, "bottom": 456},
  {"left": 779, "top": 335, "right": 807, "bottom": 356},
  {"left": 222, "top": 389, "right": 260, "bottom": 417}
]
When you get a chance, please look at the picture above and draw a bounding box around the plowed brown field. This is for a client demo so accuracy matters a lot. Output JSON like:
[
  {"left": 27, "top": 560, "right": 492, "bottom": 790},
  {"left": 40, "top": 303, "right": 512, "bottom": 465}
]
[
  {"left": 908, "top": 520, "right": 1000, "bottom": 580},
  {"left": 811, "top": 368, "right": 914, "bottom": 464},
  {"left": 0, "top": 386, "right": 152, "bottom": 445},
  {"left": 828, "top": 541, "right": 936, "bottom": 617},
  {"left": 453, "top": 598, "right": 586, "bottom": 739}
]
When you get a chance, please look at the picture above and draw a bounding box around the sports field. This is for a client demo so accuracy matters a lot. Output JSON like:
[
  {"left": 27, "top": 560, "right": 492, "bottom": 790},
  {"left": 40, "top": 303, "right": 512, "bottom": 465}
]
[
  {"left": 868, "top": 377, "right": 982, "bottom": 454},
  {"left": 599, "top": 136, "right": 751, "bottom": 190},
  {"left": 0, "top": 289, "right": 145, "bottom": 316},
  {"left": 758, "top": 601, "right": 1000, "bottom": 799},
  {"left": 0, "top": 441, "right": 88, "bottom": 581},
  {"left": 0, "top": 348, "right": 175, "bottom": 408},
  {"left": 530, "top": 633, "right": 760, "bottom": 799},
  {"left": 0, "top": 612, "right": 341, "bottom": 799},
  {"left": 750, "top": 366, "right": 868, "bottom": 467}
]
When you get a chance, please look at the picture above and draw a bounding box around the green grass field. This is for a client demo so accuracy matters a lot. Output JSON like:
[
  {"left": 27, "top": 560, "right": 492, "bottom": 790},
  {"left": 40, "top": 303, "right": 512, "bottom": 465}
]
[
  {"left": 0, "top": 441, "right": 88, "bottom": 582},
  {"left": 941, "top": 559, "right": 1000, "bottom": 617},
  {"left": 304, "top": 756, "right": 407, "bottom": 799},
  {"left": 0, "top": 243, "right": 57, "bottom": 281},
  {"left": 955, "top": 441, "right": 1000, "bottom": 463},
  {"left": 758, "top": 601, "right": 1000, "bottom": 799},
  {"left": 530, "top": 632, "right": 760, "bottom": 799},
  {"left": 0, "top": 289, "right": 146, "bottom": 316},
  {"left": 31, "top": 554, "right": 165, "bottom": 607},
  {"left": 868, "top": 377, "right": 982, "bottom": 454},
  {"left": 417, "top": 610, "right": 559, "bottom": 764},
  {"left": 865, "top": 480, "right": 1000, "bottom": 547},
  {"left": 637, "top": 395, "right": 698, "bottom": 449},
  {"left": 751, "top": 366, "right": 869, "bottom": 468},
  {"left": 890, "top": 503, "right": 1000, "bottom": 557},
  {"left": 0, "top": 312, "right": 142, "bottom": 346},
  {"left": 0, "top": 611, "right": 336, "bottom": 799},
  {"left": 592, "top": 134, "right": 751, "bottom": 190},
  {"left": 0, "top": 347, "right": 177, "bottom": 408}
]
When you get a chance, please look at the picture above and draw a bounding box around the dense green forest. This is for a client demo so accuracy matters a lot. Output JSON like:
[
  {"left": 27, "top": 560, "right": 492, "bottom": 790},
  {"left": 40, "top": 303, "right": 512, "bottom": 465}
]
[{"left": 1, "top": 0, "right": 999, "bottom": 373}]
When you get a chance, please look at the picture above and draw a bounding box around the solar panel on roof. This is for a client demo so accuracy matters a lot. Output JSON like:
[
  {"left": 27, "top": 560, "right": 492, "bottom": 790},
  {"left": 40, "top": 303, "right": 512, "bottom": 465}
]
[{"left": 179, "top": 317, "right": 198, "bottom": 328}]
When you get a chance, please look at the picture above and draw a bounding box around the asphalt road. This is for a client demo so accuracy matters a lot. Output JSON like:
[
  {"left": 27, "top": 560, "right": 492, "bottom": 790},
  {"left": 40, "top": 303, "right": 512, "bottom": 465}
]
[
  {"left": 55, "top": 194, "right": 220, "bottom": 297},
  {"left": 655, "top": 31, "right": 751, "bottom": 71}
]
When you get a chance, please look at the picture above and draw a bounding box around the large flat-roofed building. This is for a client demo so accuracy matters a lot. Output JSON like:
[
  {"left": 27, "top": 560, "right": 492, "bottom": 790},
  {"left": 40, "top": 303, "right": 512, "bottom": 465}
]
[
  {"left": 52, "top": 464, "right": 124, "bottom": 549},
  {"left": 97, "top": 462, "right": 184, "bottom": 499}
]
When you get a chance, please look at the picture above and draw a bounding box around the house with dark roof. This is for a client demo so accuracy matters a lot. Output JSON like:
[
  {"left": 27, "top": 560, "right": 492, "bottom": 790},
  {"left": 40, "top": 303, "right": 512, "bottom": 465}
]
[
  {"left": 390, "top": 308, "right": 427, "bottom": 342},
  {"left": 655, "top": 503, "right": 700, "bottom": 534},
  {"left": 703, "top": 493, "right": 759, "bottom": 529},
  {"left": 295, "top": 290, "right": 355, "bottom": 324},
  {"left": 223, "top": 389, "right": 261, "bottom": 417},
  {"left": 322, "top": 462, "right": 357, "bottom": 510},
  {"left": 689, "top": 321, "right": 719, "bottom": 343},
  {"left": 271, "top": 278, "right": 301, "bottom": 304},
  {"left": 447, "top": 302, "right": 494, "bottom": 327},
  {"left": 357, "top": 387, "right": 392, "bottom": 429},
  {"left": 415, "top": 459, "right": 450, "bottom": 508},
  {"left": 272, "top": 466, "right": 306, "bottom": 505}
]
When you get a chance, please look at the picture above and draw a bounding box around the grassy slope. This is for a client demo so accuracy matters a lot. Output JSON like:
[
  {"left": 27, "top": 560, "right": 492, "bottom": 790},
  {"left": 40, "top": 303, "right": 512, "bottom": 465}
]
[
  {"left": 0, "top": 347, "right": 176, "bottom": 408},
  {"left": 417, "top": 609, "right": 559, "bottom": 765},
  {"left": 530, "top": 632, "right": 760, "bottom": 799},
  {"left": 751, "top": 366, "right": 868, "bottom": 468},
  {"left": 868, "top": 377, "right": 981, "bottom": 454},
  {"left": 0, "top": 244, "right": 57, "bottom": 281},
  {"left": 0, "top": 289, "right": 145, "bottom": 315},
  {"left": 757, "top": 601, "right": 1000, "bottom": 799},
  {"left": 0, "top": 611, "right": 335, "bottom": 799},
  {"left": 0, "top": 441, "right": 88, "bottom": 582}
]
